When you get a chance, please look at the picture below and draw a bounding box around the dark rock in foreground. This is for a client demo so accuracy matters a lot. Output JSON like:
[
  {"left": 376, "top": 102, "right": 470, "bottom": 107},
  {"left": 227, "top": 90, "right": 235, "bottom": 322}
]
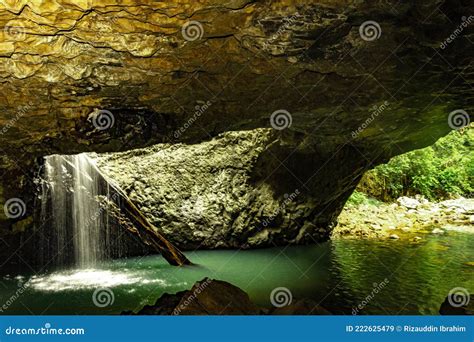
[
  {"left": 439, "top": 295, "right": 473, "bottom": 315},
  {"left": 125, "top": 278, "right": 261, "bottom": 315},
  {"left": 123, "top": 278, "right": 331, "bottom": 315}
]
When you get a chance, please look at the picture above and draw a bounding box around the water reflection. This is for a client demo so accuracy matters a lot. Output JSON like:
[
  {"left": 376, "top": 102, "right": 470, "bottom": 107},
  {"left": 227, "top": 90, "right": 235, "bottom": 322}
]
[{"left": 0, "top": 231, "right": 472, "bottom": 315}]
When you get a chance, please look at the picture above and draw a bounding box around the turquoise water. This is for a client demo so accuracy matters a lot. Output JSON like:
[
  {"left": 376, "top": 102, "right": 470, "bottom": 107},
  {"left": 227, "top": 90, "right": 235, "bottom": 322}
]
[{"left": 0, "top": 231, "right": 472, "bottom": 315}]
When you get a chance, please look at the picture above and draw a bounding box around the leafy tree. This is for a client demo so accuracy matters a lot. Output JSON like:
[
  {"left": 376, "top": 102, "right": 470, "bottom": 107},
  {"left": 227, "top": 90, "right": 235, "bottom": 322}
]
[{"left": 356, "top": 128, "right": 473, "bottom": 201}]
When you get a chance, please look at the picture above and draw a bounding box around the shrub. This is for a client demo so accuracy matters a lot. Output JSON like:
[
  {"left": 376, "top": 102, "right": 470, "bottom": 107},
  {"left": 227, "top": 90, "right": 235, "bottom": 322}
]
[{"left": 357, "top": 128, "right": 473, "bottom": 201}]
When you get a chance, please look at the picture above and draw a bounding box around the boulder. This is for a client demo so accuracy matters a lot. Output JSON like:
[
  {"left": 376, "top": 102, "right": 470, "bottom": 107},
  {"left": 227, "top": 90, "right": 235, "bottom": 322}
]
[
  {"left": 397, "top": 197, "right": 420, "bottom": 210},
  {"left": 439, "top": 295, "right": 473, "bottom": 315},
  {"left": 130, "top": 278, "right": 261, "bottom": 315},
  {"left": 124, "top": 278, "right": 332, "bottom": 315}
]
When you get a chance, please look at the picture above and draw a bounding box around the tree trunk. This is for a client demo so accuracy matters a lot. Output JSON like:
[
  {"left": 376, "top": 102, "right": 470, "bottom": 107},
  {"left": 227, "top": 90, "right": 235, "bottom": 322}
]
[{"left": 90, "top": 159, "right": 192, "bottom": 266}]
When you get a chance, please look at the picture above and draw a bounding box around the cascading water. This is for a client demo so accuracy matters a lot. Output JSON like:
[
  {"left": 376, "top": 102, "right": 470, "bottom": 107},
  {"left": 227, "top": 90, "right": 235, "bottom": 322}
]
[{"left": 39, "top": 153, "right": 114, "bottom": 267}]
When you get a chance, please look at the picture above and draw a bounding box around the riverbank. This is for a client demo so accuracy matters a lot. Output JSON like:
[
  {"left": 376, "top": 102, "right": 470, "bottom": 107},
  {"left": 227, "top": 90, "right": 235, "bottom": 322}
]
[{"left": 332, "top": 196, "right": 474, "bottom": 241}]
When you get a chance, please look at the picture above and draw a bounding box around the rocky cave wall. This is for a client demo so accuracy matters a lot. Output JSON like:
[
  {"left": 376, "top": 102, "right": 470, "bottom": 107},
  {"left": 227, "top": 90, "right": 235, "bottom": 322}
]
[
  {"left": 0, "top": 0, "right": 472, "bottom": 262},
  {"left": 93, "top": 129, "right": 367, "bottom": 249}
]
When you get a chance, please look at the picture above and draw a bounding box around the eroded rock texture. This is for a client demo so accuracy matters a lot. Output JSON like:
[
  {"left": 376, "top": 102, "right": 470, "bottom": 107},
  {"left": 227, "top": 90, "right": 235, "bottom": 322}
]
[
  {"left": 94, "top": 129, "right": 353, "bottom": 248},
  {"left": 0, "top": 1, "right": 472, "bottom": 260}
]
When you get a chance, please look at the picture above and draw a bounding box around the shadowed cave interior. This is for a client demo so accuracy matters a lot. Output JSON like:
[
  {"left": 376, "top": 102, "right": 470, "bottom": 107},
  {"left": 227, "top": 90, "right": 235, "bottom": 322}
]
[{"left": 0, "top": 0, "right": 472, "bottom": 315}]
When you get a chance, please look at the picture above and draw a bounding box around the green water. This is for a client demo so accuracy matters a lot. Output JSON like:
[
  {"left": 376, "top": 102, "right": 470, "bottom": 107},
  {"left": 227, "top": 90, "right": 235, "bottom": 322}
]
[{"left": 1, "top": 231, "right": 472, "bottom": 315}]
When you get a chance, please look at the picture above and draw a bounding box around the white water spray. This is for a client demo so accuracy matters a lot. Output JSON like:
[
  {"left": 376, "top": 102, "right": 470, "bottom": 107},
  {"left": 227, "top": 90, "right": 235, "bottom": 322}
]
[{"left": 41, "top": 153, "right": 109, "bottom": 267}]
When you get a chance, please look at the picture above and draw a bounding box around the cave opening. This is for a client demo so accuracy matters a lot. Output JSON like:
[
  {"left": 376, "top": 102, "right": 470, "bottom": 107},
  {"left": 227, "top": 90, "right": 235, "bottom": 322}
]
[{"left": 0, "top": 0, "right": 472, "bottom": 320}]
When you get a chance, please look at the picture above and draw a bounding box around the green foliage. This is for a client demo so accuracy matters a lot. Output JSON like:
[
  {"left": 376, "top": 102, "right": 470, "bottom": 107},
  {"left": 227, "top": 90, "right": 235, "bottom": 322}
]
[
  {"left": 346, "top": 190, "right": 382, "bottom": 206},
  {"left": 359, "top": 129, "right": 473, "bottom": 201}
]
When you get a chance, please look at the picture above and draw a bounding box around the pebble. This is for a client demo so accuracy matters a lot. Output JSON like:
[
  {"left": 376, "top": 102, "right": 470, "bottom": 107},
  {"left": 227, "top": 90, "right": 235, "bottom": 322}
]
[
  {"left": 389, "top": 234, "right": 400, "bottom": 239},
  {"left": 397, "top": 196, "right": 420, "bottom": 209},
  {"left": 431, "top": 228, "right": 444, "bottom": 234}
]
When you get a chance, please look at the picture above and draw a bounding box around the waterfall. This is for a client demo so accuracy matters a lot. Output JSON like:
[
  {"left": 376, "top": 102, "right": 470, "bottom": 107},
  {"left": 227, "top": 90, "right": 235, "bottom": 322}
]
[{"left": 40, "top": 153, "right": 110, "bottom": 267}]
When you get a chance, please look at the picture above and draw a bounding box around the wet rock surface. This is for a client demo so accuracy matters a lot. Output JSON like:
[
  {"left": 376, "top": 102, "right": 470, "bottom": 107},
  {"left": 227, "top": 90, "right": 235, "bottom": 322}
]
[
  {"left": 124, "top": 277, "right": 330, "bottom": 315},
  {"left": 125, "top": 278, "right": 261, "bottom": 315},
  {"left": 332, "top": 196, "right": 474, "bottom": 240},
  {"left": 439, "top": 295, "right": 473, "bottom": 315}
]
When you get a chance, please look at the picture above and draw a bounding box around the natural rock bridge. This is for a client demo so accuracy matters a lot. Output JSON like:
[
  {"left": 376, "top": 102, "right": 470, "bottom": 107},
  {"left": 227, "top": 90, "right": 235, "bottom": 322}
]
[{"left": 0, "top": 0, "right": 472, "bottom": 266}]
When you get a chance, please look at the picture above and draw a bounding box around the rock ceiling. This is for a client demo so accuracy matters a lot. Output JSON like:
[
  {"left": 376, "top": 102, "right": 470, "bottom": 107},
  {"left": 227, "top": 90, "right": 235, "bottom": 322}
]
[{"left": 0, "top": 0, "right": 472, "bottom": 254}]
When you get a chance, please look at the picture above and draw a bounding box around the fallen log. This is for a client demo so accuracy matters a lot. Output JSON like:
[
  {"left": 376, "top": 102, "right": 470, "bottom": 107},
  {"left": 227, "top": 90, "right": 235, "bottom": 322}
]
[
  {"left": 99, "top": 195, "right": 191, "bottom": 266},
  {"left": 63, "top": 155, "right": 192, "bottom": 266},
  {"left": 95, "top": 168, "right": 192, "bottom": 266}
]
